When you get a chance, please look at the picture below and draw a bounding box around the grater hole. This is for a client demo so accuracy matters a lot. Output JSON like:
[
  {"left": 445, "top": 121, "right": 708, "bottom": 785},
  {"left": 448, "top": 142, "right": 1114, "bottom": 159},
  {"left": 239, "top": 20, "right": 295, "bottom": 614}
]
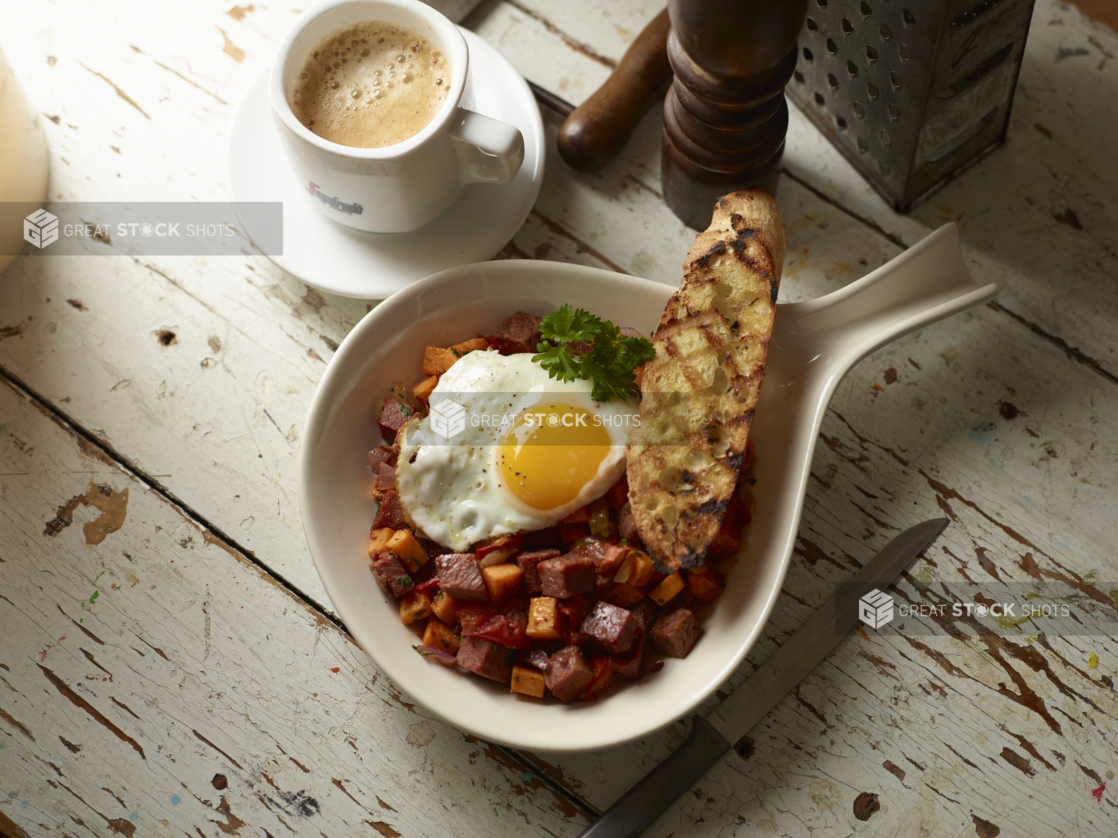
[
  {"left": 828, "top": 73, "right": 839, "bottom": 89},
  {"left": 857, "top": 136, "right": 869, "bottom": 153},
  {"left": 880, "top": 128, "right": 892, "bottom": 146},
  {"left": 899, "top": 44, "right": 911, "bottom": 62},
  {"left": 836, "top": 115, "right": 848, "bottom": 130},
  {"left": 847, "top": 59, "right": 859, "bottom": 77},
  {"left": 887, "top": 103, "right": 900, "bottom": 121},
  {"left": 816, "top": 0, "right": 827, "bottom": 7},
  {"left": 803, "top": 46, "right": 814, "bottom": 62},
  {"left": 890, "top": 71, "right": 902, "bottom": 90},
  {"left": 807, "top": 17, "right": 818, "bottom": 31},
  {"left": 903, "top": 8, "right": 916, "bottom": 26},
  {"left": 826, "top": 38, "right": 838, "bottom": 54},
  {"left": 880, "top": 23, "right": 894, "bottom": 41},
  {"left": 794, "top": 70, "right": 805, "bottom": 83},
  {"left": 866, "top": 44, "right": 878, "bottom": 62},
  {"left": 853, "top": 101, "right": 866, "bottom": 119},
  {"left": 842, "top": 18, "right": 854, "bottom": 34},
  {"left": 878, "top": 159, "right": 890, "bottom": 175},
  {"left": 814, "top": 91, "right": 826, "bottom": 107},
  {"left": 860, "top": 1, "right": 872, "bottom": 17},
  {"left": 867, "top": 81, "right": 880, "bottom": 99}
]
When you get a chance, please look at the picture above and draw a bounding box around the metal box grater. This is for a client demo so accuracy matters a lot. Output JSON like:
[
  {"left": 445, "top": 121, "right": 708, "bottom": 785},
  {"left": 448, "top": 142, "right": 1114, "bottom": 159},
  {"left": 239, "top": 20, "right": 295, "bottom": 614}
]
[{"left": 786, "top": 0, "right": 1036, "bottom": 213}]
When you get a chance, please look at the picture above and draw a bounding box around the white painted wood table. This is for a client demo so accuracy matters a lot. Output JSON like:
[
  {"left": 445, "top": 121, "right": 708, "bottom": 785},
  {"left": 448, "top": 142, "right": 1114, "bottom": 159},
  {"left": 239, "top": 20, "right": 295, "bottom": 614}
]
[{"left": 2, "top": 0, "right": 1117, "bottom": 835}]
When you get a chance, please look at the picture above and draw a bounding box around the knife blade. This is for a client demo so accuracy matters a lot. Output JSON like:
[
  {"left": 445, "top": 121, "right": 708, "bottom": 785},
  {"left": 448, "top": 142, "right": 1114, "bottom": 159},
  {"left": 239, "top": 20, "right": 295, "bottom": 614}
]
[{"left": 576, "top": 517, "right": 949, "bottom": 838}]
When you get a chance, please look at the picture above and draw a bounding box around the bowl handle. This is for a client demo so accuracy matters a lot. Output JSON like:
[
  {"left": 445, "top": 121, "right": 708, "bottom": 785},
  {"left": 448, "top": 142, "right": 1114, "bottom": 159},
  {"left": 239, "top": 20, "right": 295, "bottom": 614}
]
[{"left": 771, "top": 223, "right": 998, "bottom": 381}]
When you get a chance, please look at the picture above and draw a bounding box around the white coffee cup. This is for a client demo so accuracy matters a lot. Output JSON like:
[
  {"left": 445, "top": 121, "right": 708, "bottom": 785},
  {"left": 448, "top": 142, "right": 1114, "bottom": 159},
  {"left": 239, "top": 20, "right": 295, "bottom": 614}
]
[{"left": 269, "top": 0, "right": 525, "bottom": 234}]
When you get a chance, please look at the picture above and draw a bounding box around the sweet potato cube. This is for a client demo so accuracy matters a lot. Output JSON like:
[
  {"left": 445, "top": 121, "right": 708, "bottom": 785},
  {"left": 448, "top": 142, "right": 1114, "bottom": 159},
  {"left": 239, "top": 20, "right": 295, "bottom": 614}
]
[
  {"left": 422, "top": 346, "right": 457, "bottom": 376},
  {"left": 510, "top": 665, "right": 546, "bottom": 698},
  {"left": 686, "top": 566, "right": 726, "bottom": 605},
  {"left": 431, "top": 589, "right": 456, "bottom": 624},
  {"left": 421, "top": 619, "right": 460, "bottom": 654},
  {"left": 399, "top": 591, "right": 433, "bottom": 626},
  {"left": 385, "top": 529, "right": 428, "bottom": 572},
  {"left": 368, "top": 527, "right": 395, "bottom": 558},
  {"left": 413, "top": 375, "right": 438, "bottom": 404},
  {"left": 527, "top": 597, "right": 562, "bottom": 640},
  {"left": 482, "top": 563, "right": 523, "bottom": 601},
  {"left": 451, "top": 337, "right": 490, "bottom": 356},
  {"left": 649, "top": 572, "right": 685, "bottom": 606},
  {"left": 615, "top": 550, "right": 655, "bottom": 587}
]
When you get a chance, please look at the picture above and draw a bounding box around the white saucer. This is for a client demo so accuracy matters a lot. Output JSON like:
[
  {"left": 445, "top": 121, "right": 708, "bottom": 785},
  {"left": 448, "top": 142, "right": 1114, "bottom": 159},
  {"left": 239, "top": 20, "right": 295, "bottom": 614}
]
[{"left": 228, "top": 29, "right": 545, "bottom": 299}]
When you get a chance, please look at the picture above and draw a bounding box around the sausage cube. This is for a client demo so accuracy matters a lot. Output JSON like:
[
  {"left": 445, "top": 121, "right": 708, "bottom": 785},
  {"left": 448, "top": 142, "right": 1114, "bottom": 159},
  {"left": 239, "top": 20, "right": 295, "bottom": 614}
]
[
  {"left": 538, "top": 554, "right": 596, "bottom": 599},
  {"left": 610, "top": 636, "right": 646, "bottom": 680},
  {"left": 435, "top": 553, "right": 488, "bottom": 602},
  {"left": 487, "top": 311, "right": 543, "bottom": 355},
  {"left": 456, "top": 636, "right": 513, "bottom": 683},
  {"left": 370, "top": 551, "right": 414, "bottom": 599},
  {"left": 378, "top": 397, "right": 414, "bottom": 442},
  {"left": 580, "top": 601, "right": 638, "bottom": 654},
  {"left": 545, "top": 646, "right": 593, "bottom": 703},
  {"left": 517, "top": 549, "right": 560, "bottom": 595},
  {"left": 373, "top": 490, "right": 409, "bottom": 530},
  {"left": 650, "top": 608, "right": 703, "bottom": 659}
]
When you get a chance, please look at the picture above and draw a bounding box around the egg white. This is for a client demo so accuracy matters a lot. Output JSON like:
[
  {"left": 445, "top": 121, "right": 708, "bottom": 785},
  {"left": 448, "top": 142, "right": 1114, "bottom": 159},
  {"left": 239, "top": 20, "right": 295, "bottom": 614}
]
[{"left": 394, "top": 351, "right": 639, "bottom": 550}]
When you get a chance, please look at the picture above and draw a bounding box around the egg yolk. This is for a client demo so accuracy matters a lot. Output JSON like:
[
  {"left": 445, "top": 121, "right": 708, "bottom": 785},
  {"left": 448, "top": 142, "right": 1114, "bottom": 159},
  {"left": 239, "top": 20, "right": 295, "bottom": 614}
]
[{"left": 499, "top": 402, "right": 612, "bottom": 511}]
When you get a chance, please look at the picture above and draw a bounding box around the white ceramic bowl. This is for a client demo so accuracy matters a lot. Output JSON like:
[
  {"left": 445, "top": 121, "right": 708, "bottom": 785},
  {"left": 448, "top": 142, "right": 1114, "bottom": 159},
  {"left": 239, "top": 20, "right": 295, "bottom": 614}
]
[{"left": 299, "top": 225, "right": 997, "bottom": 752}]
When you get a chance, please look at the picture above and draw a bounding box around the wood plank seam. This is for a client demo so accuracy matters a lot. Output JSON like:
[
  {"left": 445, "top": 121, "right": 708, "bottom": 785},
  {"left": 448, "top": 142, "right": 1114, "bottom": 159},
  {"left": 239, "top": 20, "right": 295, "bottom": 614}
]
[
  {"left": 501, "top": 0, "right": 618, "bottom": 69},
  {"left": 0, "top": 363, "right": 606, "bottom": 823},
  {"left": 0, "top": 364, "right": 344, "bottom": 634}
]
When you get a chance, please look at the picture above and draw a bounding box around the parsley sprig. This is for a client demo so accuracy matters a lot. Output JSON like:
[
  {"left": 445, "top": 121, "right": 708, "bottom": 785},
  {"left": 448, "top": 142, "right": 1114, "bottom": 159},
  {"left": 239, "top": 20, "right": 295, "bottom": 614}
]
[{"left": 532, "top": 305, "right": 655, "bottom": 401}]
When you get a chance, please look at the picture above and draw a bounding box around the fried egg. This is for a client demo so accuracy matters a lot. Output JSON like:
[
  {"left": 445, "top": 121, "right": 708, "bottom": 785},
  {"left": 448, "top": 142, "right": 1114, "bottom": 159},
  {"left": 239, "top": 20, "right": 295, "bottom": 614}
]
[{"left": 395, "top": 350, "right": 640, "bottom": 550}]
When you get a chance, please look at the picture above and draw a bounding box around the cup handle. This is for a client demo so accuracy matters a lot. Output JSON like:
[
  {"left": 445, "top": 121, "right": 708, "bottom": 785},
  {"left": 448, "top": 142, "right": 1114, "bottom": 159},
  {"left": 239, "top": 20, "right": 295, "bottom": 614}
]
[{"left": 448, "top": 108, "right": 525, "bottom": 185}]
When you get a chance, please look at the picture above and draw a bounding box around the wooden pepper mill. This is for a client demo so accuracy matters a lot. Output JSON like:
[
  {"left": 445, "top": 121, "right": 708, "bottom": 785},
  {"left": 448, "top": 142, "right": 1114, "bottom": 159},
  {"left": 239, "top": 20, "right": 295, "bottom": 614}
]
[{"left": 662, "top": 0, "right": 809, "bottom": 229}]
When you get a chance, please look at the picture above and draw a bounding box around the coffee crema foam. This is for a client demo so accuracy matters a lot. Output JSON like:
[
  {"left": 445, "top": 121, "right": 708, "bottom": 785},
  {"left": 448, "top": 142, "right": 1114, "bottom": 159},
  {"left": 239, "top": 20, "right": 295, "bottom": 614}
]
[{"left": 291, "top": 21, "right": 450, "bottom": 149}]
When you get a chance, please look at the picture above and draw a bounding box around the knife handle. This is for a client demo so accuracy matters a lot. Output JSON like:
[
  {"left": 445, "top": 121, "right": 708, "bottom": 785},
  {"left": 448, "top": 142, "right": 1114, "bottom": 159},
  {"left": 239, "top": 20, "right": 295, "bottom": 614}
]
[
  {"left": 557, "top": 8, "right": 672, "bottom": 173},
  {"left": 576, "top": 715, "right": 731, "bottom": 838}
]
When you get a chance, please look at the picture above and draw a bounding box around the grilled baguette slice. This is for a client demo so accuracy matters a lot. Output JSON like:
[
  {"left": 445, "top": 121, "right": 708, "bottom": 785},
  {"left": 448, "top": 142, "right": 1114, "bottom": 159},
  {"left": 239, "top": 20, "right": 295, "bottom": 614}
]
[{"left": 626, "top": 189, "right": 784, "bottom": 571}]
